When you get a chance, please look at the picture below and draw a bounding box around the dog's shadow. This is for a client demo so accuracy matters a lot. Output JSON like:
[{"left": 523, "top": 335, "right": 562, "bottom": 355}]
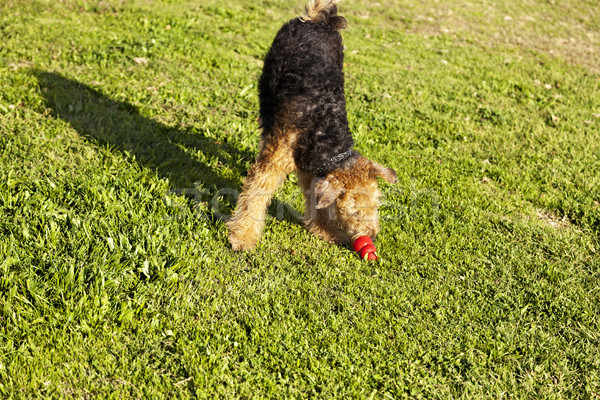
[{"left": 34, "top": 71, "right": 302, "bottom": 225}]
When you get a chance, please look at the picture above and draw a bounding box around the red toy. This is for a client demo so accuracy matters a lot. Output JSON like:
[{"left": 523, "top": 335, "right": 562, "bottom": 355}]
[{"left": 353, "top": 236, "right": 378, "bottom": 260}]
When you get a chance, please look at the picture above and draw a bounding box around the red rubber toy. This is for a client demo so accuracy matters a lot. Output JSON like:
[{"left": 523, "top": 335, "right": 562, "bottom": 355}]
[{"left": 353, "top": 236, "right": 378, "bottom": 260}]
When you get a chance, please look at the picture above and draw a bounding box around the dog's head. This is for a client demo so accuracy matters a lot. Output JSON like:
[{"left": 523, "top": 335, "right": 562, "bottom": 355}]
[{"left": 314, "top": 156, "right": 398, "bottom": 241}]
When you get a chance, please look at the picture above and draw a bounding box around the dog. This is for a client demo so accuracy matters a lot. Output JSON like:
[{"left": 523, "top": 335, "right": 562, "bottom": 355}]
[{"left": 227, "top": 0, "right": 398, "bottom": 251}]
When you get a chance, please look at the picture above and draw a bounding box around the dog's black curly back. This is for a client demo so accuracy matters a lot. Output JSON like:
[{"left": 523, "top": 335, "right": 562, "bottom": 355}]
[{"left": 258, "top": 3, "right": 353, "bottom": 176}]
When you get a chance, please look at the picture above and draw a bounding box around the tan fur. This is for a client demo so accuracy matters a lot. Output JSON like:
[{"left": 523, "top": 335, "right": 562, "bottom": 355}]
[
  {"left": 333, "top": 176, "right": 382, "bottom": 242},
  {"left": 298, "top": 171, "right": 348, "bottom": 243},
  {"left": 229, "top": 150, "right": 397, "bottom": 250},
  {"left": 226, "top": 129, "right": 297, "bottom": 251},
  {"left": 311, "top": 156, "right": 396, "bottom": 242},
  {"left": 300, "top": 0, "right": 340, "bottom": 22}
]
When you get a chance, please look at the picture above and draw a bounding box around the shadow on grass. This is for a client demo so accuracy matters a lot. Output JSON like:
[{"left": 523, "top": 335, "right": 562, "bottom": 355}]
[
  {"left": 33, "top": 70, "right": 303, "bottom": 225},
  {"left": 34, "top": 71, "right": 251, "bottom": 191}
]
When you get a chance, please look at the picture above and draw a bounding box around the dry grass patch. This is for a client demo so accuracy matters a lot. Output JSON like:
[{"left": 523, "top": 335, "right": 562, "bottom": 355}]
[
  {"left": 362, "top": 0, "right": 600, "bottom": 73},
  {"left": 535, "top": 209, "right": 572, "bottom": 229}
]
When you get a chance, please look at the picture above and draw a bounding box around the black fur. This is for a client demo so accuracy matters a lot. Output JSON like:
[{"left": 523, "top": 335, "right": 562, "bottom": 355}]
[{"left": 258, "top": 7, "right": 356, "bottom": 176}]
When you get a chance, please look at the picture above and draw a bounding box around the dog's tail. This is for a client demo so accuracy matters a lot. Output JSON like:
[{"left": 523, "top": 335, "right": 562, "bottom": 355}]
[{"left": 300, "top": 0, "right": 347, "bottom": 29}]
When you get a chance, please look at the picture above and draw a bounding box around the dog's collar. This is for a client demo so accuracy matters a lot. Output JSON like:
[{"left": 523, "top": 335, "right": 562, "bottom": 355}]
[{"left": 313, "top": 149, "right": 356, "bottom": 176}]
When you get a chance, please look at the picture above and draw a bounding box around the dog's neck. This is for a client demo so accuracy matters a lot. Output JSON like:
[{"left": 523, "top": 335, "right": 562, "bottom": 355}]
[{"left": 312, "top": 149, "right": 356, "bottom": 176}]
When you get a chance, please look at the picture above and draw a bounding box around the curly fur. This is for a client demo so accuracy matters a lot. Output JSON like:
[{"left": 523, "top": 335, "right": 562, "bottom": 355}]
[
  {"left": 227, "top": 1, "right": 398, "bottom": 251},
  {"left": 300, "top": 0, "right": 347, "bottom": 28},
  {"left": 259, "top": 0, "right": 351, "bottom": 176}
]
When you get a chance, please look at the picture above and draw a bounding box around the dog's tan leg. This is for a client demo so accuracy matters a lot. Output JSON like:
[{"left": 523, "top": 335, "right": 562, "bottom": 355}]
[
  {"left": 298, "top": 172, "right": 349, "bottom": 244},
  {"left": 227, "top": 133, "right": 296, "bottom": 251}
]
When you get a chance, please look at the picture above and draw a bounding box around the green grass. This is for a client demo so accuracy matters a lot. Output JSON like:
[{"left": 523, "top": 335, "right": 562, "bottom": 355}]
[{"left": 1, "top": 0, "right": 599, "bottom": 397}]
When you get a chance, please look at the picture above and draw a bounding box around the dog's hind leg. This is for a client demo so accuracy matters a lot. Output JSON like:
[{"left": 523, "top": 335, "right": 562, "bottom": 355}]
[{"left": 227, "top": 131, "right": 297, "bottom": 251}]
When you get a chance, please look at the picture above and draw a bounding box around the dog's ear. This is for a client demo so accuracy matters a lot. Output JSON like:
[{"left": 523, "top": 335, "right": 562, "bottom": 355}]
[
  {"left": 314, "top": 175, "right": 345, "bottom": 209},
  {"left": 369, "top": 161, "right": 398, "bottom": 184}
]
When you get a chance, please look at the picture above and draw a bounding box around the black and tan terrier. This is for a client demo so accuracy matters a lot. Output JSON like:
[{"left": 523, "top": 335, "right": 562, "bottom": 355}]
[{"left": 227, "top": 0, "right": 398, "bottom": 251}]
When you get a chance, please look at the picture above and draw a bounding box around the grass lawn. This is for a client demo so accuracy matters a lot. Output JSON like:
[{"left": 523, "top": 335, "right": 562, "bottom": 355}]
[{"left": 1, "top": 0, "right": 599, "bottom": 397}]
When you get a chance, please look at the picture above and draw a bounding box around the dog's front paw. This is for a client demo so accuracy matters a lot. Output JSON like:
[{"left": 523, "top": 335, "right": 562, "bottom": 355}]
[
  {"left": 227, "top": 226, "right": 259, "bottom": 251},
  {"left": 229, "top": 238, "right": 256, "bottom": 251}
]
